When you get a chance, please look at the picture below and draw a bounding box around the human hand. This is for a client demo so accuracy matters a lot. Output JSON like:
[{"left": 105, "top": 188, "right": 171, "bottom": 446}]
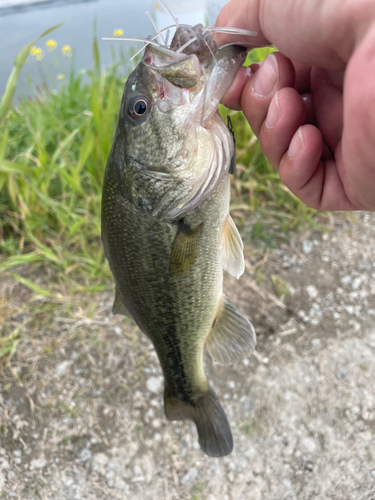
[{"left": 215, "top": 0, "right": 375, "bottom": 211}]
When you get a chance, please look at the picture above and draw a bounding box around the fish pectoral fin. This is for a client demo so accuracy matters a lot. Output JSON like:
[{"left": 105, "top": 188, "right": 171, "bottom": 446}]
[
  {"left": 164, "top": 386, "right": 233, "bottom": 457},
  {"left": 112, "top": 290, "right": 131, "bottom": 317},
  {"left": 221, "top": 215, "right": 245, "bottom": 279},
  {"left": 205, "top": 297, "right": 256, "bottom": 365},
  {"left": 170, "top": 221, "right": 203, "bottom": 278}
]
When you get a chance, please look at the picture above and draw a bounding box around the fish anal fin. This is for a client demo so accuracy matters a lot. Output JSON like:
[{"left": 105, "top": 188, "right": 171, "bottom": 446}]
[
  {"left": 170, "top": 221, "right": 203, "bottom": 278},
  {"left": 164, "top": 386, "right": 233, "bottom": 457},
  {"left": 112, "top": 290, "right": 131, "bottom": 317},
  {"left": 221, "top": 215, "right": 245, "bottom": 279},
  {"left": 206, "top": 297, "right": 256, "bottom": 365}
]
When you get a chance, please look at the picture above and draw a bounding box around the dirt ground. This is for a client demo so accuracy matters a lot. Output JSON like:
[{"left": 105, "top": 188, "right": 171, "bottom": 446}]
[{"left": 1, "top": 212, "right": 375, "bottom": 500}]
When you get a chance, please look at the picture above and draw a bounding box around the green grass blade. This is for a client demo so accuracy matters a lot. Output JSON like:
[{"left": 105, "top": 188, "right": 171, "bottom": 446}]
[
  {"left": 0, "top": 253, "right": 44, "bottom": 272},
  {"left": 0, "top": 321, "right": 26, "bottom": 363},
  {"left": 0, "top": 161, "right": 34, "bottom": 175},
  {"left": 0, "top": 126, "right": 8, "bottom": 165},
  {"left": 11, "top": 273, "right": 64, "bottom": 299},
  {"left": 51, "top": 128, "right": 80, "bottom": 164},
  {"left": 92, "top": 18, "right": 100, "bottom": 79},
  {"left": 77, "top": 120, "right": 95, "bottom": 172}
]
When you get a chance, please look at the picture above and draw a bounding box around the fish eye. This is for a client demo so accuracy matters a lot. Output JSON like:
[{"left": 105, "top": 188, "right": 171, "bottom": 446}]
[{"left": 129, "top": 97, "right": 149, "bottom": 119}]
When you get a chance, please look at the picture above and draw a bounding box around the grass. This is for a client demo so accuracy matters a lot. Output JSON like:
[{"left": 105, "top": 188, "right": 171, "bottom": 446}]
[{"left": 0, "top": 30, "right": 319, "bottom": 300}]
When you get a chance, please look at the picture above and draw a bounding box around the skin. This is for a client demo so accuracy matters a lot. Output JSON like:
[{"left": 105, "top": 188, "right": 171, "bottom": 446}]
[{"left": 215, "top": 0, "right": 375, "bottom": 211}]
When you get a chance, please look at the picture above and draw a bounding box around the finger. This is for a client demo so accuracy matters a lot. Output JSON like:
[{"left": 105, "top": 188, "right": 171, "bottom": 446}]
[
  {"left": 301, "top": 93, "right": 315, "bottom": 125},
  {"left": 241, "top": 52, "right": 295, "bottom": 137},
  {"left": 258, "top": 87, "right": 306, "bottom": 168},
  {"left": 293, "top": 62, "right": 312, "bottom": 93},
  {"left": 278, "top": 125, "right": 356, "bottom": 210},
  {"left": 311, "top": 67, "right": 344, "bottom": 152},
  {"left": 300, "top": 93, "right": 334, "bottom": 160},
  {"left": 221, "top": 63, "right": 260, "bottom": 109},
  {"left": 221, "top": 66, "right": 252, "bottom": 110},
  {"left": 301, "top": 93, "right": 334, "bottom": 161}
]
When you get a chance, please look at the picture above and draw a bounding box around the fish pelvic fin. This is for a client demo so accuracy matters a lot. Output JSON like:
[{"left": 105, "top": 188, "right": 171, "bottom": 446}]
[
  {"left": 170, "top": 221, "right": 203, "bottom": 278},
  {"left": 221, "top": 215, "right": 245, "bottom": 279},
  {"left": 164, "top": 386, "right": 233, "bottom": 457},
  {"left": 206, "top": 297, "right": 256, "bottom": 365}
]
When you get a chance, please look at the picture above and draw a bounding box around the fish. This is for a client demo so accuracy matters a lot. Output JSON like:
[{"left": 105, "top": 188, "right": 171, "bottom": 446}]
[{"left": 101, "top": 18, "right": 257, "bottom": 457}]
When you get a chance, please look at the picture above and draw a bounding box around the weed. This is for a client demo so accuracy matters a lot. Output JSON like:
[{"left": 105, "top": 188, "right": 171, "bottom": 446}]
[
  {"left": 59, "top": 402, "right": 78, "bottom": 418},
  {"left": 239, "top": 416, "right": 265, "bottom": 436},
  {"left": 271, "top": 275, "right": 290, "bottom": 298},
  {"left": 255, "top": 267, "right": 267, "bottom": 284},
  {"left": 190, "top": 482, "right": 206, "bottom": 500},
  {"left": 0, "top": 321, "right": 26, "bottom": 364},
  {"left": 135, "top": 424, "right": 143, "bottom": 440},
  {"left": 43, "top": 346, "right": 53, "bottom": 356}
]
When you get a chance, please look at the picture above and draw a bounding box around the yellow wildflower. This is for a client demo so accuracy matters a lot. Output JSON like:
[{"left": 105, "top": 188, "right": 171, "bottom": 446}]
[
  {"left": 30, "top": 46, "right": 44, "bottom": 60},
  {"left": 46, "top": 39, "right": 57, "bottom": 52},
  {"left": 113, "top": 29, "right": 124, "bottom": 37},
  {"left": 61, "top": 45, "right": 72, "bottom": 57},
  {"left": 57, "top": 73, "right": 65, "bottom": 80}
]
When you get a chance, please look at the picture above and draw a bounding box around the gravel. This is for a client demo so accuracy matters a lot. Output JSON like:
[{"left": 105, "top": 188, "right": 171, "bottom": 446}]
[{"left": 1, "top": 213, "right": 375, "bottom": 499}]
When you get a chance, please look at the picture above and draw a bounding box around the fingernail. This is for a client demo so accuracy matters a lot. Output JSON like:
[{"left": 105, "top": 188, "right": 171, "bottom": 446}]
[
  {"left": 265, "top": 91, "right": 280, "bottom": 129},
  {"left": 288, "top": 127, "right": 304, "bottom": 158},
  {"left": 253, "top": 54, "right": 278, "bottom": 97}
]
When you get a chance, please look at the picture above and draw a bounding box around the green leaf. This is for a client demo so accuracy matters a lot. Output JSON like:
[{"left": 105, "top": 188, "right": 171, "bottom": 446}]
[{"left": 0, "top": 126, "right": 8, "bottom": 165}]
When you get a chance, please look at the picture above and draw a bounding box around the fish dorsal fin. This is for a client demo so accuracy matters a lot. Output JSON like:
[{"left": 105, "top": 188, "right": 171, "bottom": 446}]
[
  {"left": 205, "top": 297, "right": 256, "bottom": 365},
  {"left": 170, "top": 221, "right": 203, "bottom": 278},
  {"left": 112, "top": 290, "right": 131, "bottom": 317},
  {"left": 221, "top": 215, "right": 245, "bottom": 279}
]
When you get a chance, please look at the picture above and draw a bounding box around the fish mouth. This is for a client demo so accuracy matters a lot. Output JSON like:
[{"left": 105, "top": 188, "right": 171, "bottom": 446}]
[
  {"left": 143, "top": 44, "right": 203, "bottom": 89},
  {"left": 142, "top": 43, "right": 246, "bottom": 122}
]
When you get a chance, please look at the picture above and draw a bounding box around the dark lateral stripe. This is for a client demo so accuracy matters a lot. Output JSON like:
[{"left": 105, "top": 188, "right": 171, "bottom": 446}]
[{"left": 158, "top": 322, "right": 192, "bottom": 402}]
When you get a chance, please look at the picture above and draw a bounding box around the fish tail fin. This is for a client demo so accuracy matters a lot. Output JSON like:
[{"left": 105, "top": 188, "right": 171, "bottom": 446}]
[{"left": 164, "top": 386, "right": 233, "bottom": 457}]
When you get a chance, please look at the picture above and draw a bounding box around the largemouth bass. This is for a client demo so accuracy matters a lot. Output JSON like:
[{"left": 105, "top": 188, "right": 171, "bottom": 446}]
[{"left": 102, "top": 23, "right": 256, "bottom": 457}]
